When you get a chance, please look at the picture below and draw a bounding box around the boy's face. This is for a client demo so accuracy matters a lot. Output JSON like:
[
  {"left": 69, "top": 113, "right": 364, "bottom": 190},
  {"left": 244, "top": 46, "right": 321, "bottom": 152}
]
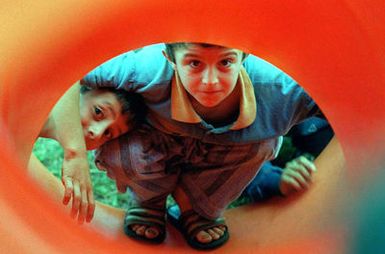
[
  {"left": 79, "top": 90, "right": 131, "bottom": 150},
  {"left": 169, "top": 44, "right": 244, "bottom": 108}
]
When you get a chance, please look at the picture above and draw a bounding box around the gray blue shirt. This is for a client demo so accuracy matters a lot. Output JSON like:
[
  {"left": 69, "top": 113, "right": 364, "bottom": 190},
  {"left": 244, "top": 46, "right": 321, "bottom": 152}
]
[{"left": 81, "top": 43, "right": 317, "bottom": 145}]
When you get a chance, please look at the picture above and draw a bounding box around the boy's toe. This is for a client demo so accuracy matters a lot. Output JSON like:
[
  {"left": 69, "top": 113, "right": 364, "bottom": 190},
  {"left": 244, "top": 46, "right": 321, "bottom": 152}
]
[
  {"left": 213, "top": 227, "right": 224, "bottom": 236},
  {"left": 145, "top": 227, "right": 160, "bottom": 239},
  {"left": 135, "top": 225, "right": 146, "bottom": 236},
  {"left": 131, "top": 224, "right": 140, "bottom": 231},
  {"left": 207, "top": 229, "right": 220, "bottom": 240},
  {"left": 196, "top": 230, "right": 213, "bottom": 243}
]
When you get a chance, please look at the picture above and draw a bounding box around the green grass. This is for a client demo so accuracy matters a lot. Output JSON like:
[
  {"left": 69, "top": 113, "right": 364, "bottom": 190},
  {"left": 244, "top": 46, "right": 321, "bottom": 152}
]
[
  {"left": 33, "top": 137, "right": 295, "bottom": 210},
  {"left": 33, "top": 138, "right": 133, "bottom": 209}
]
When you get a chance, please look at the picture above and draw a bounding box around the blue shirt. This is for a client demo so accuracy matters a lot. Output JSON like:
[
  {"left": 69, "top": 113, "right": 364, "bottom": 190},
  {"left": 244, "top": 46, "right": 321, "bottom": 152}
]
[
  {"left": 81, "top": 43, "right": 317, "bottom": 145},
  {"left": 240, "top": 161, "right": 284, "bottom": 202}
]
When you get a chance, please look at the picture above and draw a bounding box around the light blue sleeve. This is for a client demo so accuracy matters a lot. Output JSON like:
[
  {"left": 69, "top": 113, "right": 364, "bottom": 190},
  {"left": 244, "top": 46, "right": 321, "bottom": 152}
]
[
  {"left": 80, "top": 50, "right": 137, "bottom": 90},
  {"left": 80, "top": 43, "right": 171, "bottom": 93},
  {"left": 244, "top": 54, "right": 319, "bottom": 136}
]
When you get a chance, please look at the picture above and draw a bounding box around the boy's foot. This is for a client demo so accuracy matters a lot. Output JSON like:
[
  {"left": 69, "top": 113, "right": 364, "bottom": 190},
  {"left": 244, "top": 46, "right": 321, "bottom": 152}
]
[
  {"left": 130, "top": 224, "right": 160, "bottom": 239},
  {"left": 167, "top": 205, "right": 229, "bottom": 250},
  {"left": 124, "top": 206, "right": 166, "bottom": 244},
  {"left": 128, "top": 210, "right": 227, "bottom": 243},
  {"left": 194, "top": 225, "right": 227, "bottom": 243},
  {"left": 171, "top": 185, "right": 227, "bottom": 245}
]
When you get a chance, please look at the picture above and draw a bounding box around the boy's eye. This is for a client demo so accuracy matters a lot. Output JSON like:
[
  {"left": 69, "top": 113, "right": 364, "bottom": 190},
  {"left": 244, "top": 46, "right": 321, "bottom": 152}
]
[
  {"left": 94, "top": 107, "right": 104, "bottom": 119},
  {"left": 95, "top": 107, "right": 102, "bottom": 114},
  {"left": 104, "top": 129, "right": 112, "bottom": 139},
  {"left": 189, "top": 60, "right": 201, "bottom": 68},
  {"left": 220, "top": 59, "right": 233, "bottom": 67}
]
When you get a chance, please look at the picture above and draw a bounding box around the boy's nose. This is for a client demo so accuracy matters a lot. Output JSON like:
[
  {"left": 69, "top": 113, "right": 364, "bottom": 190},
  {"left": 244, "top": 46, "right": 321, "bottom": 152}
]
[
  {"left": 88, "top": 125, "right": 105, "bottom": 140},
  {"left": 202, "top": 67, "right": 219, "bottom": 85}
]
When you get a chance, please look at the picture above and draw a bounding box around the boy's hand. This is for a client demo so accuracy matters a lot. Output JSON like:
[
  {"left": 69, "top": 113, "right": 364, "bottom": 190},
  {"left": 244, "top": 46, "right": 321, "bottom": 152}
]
[
  {"left": 279, "top": 155, "right": 317, "bottom": 196},
  {"left": 61, "top": 152, "right": 95, "bottom": 224}
]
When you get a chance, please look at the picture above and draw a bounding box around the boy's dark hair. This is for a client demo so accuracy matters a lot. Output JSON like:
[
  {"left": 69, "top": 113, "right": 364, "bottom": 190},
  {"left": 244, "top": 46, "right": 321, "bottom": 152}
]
[
  {"left": 165, "top": 42, "right": 249, "bottom": 63},
  {"left": 80, "top": 85, "right": 146, "bottom": 127}
]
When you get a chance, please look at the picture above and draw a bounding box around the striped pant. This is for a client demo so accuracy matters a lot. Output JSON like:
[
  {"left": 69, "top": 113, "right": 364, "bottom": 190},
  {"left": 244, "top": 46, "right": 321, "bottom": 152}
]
[{"left": 95, "top": 125, "right": 282, "bottom": 219}]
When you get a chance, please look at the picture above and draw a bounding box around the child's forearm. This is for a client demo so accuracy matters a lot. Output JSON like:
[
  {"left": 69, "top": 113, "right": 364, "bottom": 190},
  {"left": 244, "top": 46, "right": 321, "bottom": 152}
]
[
  {"left": 28, "top": 153, "right": 65, "bottom": 202},
  {"left": 38, "top": 115, "right": 57, "bottom": 140},
  {"left": 44, "top": 81, "right": 95, "bottom": 223},
  {"left": 50, "top": 81, "right": 86, "bottom": 157}
]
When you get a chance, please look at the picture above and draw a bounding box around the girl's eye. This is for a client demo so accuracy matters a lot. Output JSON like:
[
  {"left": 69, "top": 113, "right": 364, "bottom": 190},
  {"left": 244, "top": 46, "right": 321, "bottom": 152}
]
[
  {"left": 220, "top": 59, "right": 233, "bottom": 67},
  {"left": 189, "top": 60, "right": 201, "bottom": 68}
]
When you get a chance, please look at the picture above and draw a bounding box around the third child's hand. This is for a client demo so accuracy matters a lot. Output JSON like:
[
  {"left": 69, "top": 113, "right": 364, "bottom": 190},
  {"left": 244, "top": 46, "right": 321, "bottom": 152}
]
[{"left": 279, "top": 155, "right": 317, "bottom": 196}]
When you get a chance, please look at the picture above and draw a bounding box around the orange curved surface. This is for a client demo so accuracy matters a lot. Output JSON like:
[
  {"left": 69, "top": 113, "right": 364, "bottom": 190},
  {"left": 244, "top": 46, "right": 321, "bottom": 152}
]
[
  {"left": 1, "top": 0, "right": 385, "bottom": 253},
  {"left": 27, "top": 137, "right": 346, "bottom": 254}
]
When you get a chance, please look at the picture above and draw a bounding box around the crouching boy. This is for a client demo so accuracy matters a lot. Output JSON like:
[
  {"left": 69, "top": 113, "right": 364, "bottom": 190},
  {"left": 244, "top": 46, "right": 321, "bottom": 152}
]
[{"left": 78, "top": 42, "right": 322, "bottom": 250}]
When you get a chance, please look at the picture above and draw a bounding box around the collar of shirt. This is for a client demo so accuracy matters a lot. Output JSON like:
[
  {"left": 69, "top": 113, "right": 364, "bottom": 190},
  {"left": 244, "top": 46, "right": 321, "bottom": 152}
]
[{"left": 171, "top": 66, "right": 257, "bottom": 131}]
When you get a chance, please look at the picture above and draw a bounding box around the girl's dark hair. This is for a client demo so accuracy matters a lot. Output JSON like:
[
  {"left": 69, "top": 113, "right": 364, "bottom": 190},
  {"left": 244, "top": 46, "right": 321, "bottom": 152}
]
[
  {"left": 80, "top": 85, "right": 147, "bottom": 127},
  {"left": 165, "top": 42, "right": 249, "bottom": 63}
]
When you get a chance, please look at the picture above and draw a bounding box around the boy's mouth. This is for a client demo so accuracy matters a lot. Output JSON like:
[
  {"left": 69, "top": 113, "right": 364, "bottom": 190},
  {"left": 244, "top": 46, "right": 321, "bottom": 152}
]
[{"left": 201, "top": 90, "right": 221, "bottom": 94}]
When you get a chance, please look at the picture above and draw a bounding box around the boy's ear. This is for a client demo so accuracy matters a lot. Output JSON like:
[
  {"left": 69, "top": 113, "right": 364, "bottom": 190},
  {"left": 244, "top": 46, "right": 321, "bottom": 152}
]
[{"left": 162, "top": 50, "right": 176, "bottom": 69}]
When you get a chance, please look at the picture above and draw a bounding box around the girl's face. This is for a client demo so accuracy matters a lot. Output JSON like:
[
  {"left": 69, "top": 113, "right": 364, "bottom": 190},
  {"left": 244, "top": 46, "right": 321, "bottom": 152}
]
[{"left": 79, "top": 90, "right": 131, "bottom": 150}]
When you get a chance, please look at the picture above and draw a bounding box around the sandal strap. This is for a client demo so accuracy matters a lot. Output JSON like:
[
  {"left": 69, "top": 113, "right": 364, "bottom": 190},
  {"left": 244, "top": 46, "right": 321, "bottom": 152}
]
[
  {"left": 125, "top": 207, "right": 165, "bottom": 228},
  {"left": 179, "top": 210, "right": 227, "bottom": 239}
]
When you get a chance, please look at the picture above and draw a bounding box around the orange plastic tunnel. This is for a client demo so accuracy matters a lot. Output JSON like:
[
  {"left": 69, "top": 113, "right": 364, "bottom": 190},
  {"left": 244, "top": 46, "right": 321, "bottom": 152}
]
[{"left": 1, "top": 1, "right": 385, "bottom": 253}]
